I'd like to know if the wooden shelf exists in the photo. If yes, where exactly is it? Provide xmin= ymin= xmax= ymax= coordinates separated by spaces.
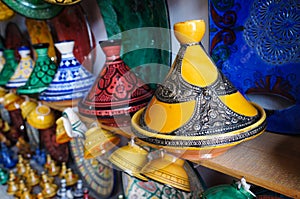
xmin=199 ymin=132 xmax=300 ymax=198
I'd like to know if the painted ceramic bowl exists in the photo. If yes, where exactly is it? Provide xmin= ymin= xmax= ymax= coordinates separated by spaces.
xmin=141 ymin=152 xmax=190 ymax=192
xmin=3 ymin=92 xmax=24 ymax=111
xmin=108 ymin=140 xmax=149 ymax=181
xmin=84 ymin=126 xmax=120 ymax=159
xmin=27 ymin=104 xmax=55 ymax=130
xmin=20 ymin=99 xmax=38 ymax=119
xmin=131 ymin=20 xmax=267 ymax=162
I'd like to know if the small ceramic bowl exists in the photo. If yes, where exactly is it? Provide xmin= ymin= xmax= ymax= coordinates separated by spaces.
xmin=108 ymin=140 xmax=149 ymax=181
xmin=3 ymin=92 xmax=24 ymax=111
xmin=84 ymin=126 xmax=120 ymax=159
xmin=27 ymin=104 xmax=55 ymax=130
xmin=20 ymin=99 xmax=38 ymax=119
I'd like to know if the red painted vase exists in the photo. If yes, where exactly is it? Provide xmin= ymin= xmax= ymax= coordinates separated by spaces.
xmin=78 ymin=39 xmax=153 ymax=136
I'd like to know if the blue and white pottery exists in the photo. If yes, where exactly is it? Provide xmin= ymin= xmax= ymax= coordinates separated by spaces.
xmin=39 ymin=40 xmax=94 ymax=105
xmin=6 ymin=46 xmax=34 ymax=89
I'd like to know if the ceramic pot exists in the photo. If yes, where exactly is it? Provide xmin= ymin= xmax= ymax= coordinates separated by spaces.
xmin=27 ymin=104 xmax=55 ymax=130
xmin=39 ymin=40 xmax=94 ymax=109
xmin=78 ymin=39 xmax=153 ymax=136
xmin=17 ymin=43 xmax=58 ymax=95
xmin=141 ymin=152 xmax=190 ymax=192
xmin=131 ymin=20 xmax=267 ymax=162
xmin=6 ymin=46 xmax=34 ymax=89
xmin=84 ymin=126 xmax=120 ymax=159
xmin=0 ymin=49 xmax=18 ymax=86
xmin=108 ymin=139 xmax=149 ymax=181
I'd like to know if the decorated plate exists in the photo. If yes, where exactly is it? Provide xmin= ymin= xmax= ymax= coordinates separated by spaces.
xmin=209 ymin=0 xmax=300 ymax=134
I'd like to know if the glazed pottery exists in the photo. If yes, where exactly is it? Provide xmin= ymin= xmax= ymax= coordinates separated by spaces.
xmin=84 ymin=126 xmax=120 ymax=159
xmin=202 ymin=178 xmax=255 ymax=199
xmin=78 ymin=39 xmax=153 ymax=136
xmin=49 ymin=4 xmax=96 ymax=72
xmin=17 ymin=43 xmax=58 ymax=95
xmin=0 ymin=166 xmax=8 ymax=184
xmin=141 ymin=152 xmax=190 ymax=192
xmin=0 ymin=49 xmax=18 ymax=86
xmin=209 ymin=0 xmax=300 ymax=134
xmin=25 ymin=19 xmax=56 ymax=61
xmin=42 ymin=181 xmax=58 ymax=198
xmin=6 ymin=179 xmax=18 ymax=195
xmin=0 ymin=48 xmax=5 ymax=72
xmin=69 ymin=137 xmax=115 ymax=198
xmin=43 ymin=0 xmax=81 ymax=5
xmin=27 ymin=104 xmax=55 ymax=130
xmin=132 ymin=20 xmax=267 ymax=162
xmin=0 ymin=1 xmax=14 ymax=21
xmin=2 ymin=0 xmax=63 ymax=19
xmin=61 ymin=107 xmax=87 ymax=138
xmin=39 ymin=40 xmax=94 ymax=109
xmin=55 ymin=117 xmax=72 ymax=144
xmin=6 ymin=46 xmax=34 ymax=89
xmin=108 ymin=139 xmax=149 ymax=181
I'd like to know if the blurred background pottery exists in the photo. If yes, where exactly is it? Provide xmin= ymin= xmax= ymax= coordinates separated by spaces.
xmin=1 ymin=0 xmax=63 ymax=20
xmin=132 ymin=19 xmax=267 ymax=162
xmin=6 ymin=46 xmax=34 ymax=89
xmin=0 ymin=1 xmax=14 ymax=21
xmin=78 ymin=39 xmax=153 ymax=137
xmin=39 ymin=40 xmax=94 ymax=110
xmin=0 ymin=49 xmax=18 ymax=86
xmin=0 ymin=48 xmax=5 ymax=72
xmin=17 ymin=43 xmax=58 ymax=96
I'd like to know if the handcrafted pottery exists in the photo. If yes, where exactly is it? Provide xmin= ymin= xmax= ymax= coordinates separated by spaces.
xmin=0 ymin=1 xmax=14 ymax=21
xmin=0 ymin=167 xmax=8 ymax=184
xmin=141 ymin=152 xmax=190 ymax=192
xmin=202 ymin=178 xmax=255 ymax=199
xmin=69 ymin=136 xmax=115 ymax=198
xmin=2 ymin=0 xmax=63 ymax=19
xmin=65 ymin=168 xmax=78 ymax=186
xmin=78 ymin=39 xmax=153 ymax=136
xmin=49 ymin=4 xmax=96 ymax=72
xmin=84 ymin=126 xmax=120 ymax=159
xmin=6 ymin=46 xmax=35 ymax=89
xmin=0 ymin=49 xmax=18 ymax=86
xmin=25 ymin=18 xmax=56 ymax=62
xmin=209 ymin=0 xmax=300 ymax=134
xmin=39 ymin=40 xmax=94 ymax=109
xmin=97 ymin=0 xmax=171 ymax=85
xmin=122 ymin=161 xmax=204 ymax=199
xmin=0 ymin=48 xmax=5 ymax=72
xmin=132 ymin=20 xmax=267 ymax=162
xmin=27 ymin=104 xmax=55 ymax=130
xmin=17 ymin=43 xmax=58 ymax=95
xmin=20 ymin=98 xmax=38 ymax=119
xmin=42 ymin=181 xmax=58 ymax=198
xmin=43 ymin=0 xmax=81 ymax=5
xmin=26 ymin=169 xmax=40 ymax=187
xmin=6 ymin=179 xmax=18 ymax=195
xmin=108 ymin=139 xmax=148 ymax=181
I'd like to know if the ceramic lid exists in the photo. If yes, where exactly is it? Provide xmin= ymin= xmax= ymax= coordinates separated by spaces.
xmin=78 ymin=39 xmax=153 ymax=119
xmin=2 ymin=0 xmax=63 ymax=19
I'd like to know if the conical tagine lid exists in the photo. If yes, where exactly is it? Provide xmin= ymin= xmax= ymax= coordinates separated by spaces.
xmin=78 ymin=39 xmax=153 ymax=126
xmin=39 ymin=40 xmax=94 ymax=108
xmin=132 ymin=20 xmax=267 ymax=161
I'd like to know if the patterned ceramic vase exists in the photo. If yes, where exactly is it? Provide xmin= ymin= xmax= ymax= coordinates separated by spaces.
xmin=17 ymin=43 xmax=57 ymax=95
xmin=0 ymin=49 xmax=18 ymax=86
xmin=39 ymin=40 xmax=94 ymax=109
xmin=78 ymin=39 xmax=153 ymax=136
xmin=131 ymin=20 xmax=267 ymax=163
xmin=6 ymin=46 xmax=34 ymax=89
xmin=0 ymin=49 xmax=5 ymax=73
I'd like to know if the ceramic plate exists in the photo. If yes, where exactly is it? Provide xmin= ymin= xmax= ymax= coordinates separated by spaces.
xmin=209 ymin=0 xmax=300 ymax=134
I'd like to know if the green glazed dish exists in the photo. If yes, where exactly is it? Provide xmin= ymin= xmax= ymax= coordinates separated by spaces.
xmin=2 ymin=0 xmax=63 ymax=19
xmin=0 ymin=49 xmax=18 ymax=86
xmin=202 ymin=181 xmax=255 ymax=199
